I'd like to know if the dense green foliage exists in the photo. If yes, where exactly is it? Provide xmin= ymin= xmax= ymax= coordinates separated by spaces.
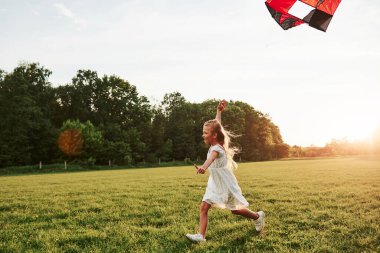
xmin=59 ymin=119 xmax=103 ymax=165
xmin=1 ymin=157 xmax=379 ymax=252
xmin=0 ymin=63 xmax=288 ymax=167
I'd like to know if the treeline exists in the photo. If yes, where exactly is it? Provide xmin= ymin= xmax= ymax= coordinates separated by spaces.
xmin=0 ymin=63 xmax=289 ymax=168
xmin=289 ymin=137 xmax=380 ymax=158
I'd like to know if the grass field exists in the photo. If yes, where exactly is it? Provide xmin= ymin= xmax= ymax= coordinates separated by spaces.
xmin=1 ymin=156 xmax=379 ymax=252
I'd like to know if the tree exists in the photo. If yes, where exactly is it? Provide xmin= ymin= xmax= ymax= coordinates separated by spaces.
xmin=59 ymin=119 xmax=103 ymax=165
xmin=54 ymin=71 xmax=153 ymax=164
xmin=161 ymin=92 xmax=186 ymax=117
xmin=289 ymin=145 xmax=303 ymax=157
xmin=150 ymin=107 xmax=172 ymax=162
xmin=96 ymin=123 xmax=132 ymax=165
xmin=1 ymin=63 xmax=289 ymax=167
xmin=273 ymin=143 xmax=290 ymax=159
xmin=0 ymin=63 xmax=57 ymax=167
xmin=160 ymin=92 xmax=199 ymax=160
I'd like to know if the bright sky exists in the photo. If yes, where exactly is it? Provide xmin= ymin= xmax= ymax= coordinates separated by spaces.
xmin=1 ymin=0 xmax=379 ymax=146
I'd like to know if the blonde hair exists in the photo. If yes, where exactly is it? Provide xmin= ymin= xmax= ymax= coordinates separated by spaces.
xmin=203 ymin=119 xmax=238 ymax=159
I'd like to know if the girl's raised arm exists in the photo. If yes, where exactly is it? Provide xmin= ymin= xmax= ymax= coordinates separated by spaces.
xmin=216 ymin=100 xmax=227 ymax=123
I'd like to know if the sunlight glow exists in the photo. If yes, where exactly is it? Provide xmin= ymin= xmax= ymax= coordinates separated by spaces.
xmin=327 ymin=118 xmax=380 ymax=144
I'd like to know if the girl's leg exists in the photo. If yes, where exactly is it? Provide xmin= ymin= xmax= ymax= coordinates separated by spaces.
xmin=199 ymin=201 xmax=211 ymax=238
xmin=231 ymin=208 xmax=259 ymax=220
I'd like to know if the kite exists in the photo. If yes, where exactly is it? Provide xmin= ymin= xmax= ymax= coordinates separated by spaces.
xmin=265 ymin=0 xmax=342 ymax=32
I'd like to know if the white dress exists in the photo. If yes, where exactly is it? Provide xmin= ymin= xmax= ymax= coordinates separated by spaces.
xmin=202 ymin=144 xmax=249 ymax=210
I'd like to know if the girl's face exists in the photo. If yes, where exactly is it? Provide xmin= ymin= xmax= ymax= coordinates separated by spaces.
xmin=203 ymin=125 xmax=217 ymax=145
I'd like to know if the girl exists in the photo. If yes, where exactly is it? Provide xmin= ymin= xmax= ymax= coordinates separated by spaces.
xmin=186 ymin=100 xmax=265 ymax=243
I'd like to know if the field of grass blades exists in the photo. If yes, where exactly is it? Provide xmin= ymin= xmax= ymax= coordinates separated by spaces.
xmin=1 ymin=156 xmax=379 ymax=252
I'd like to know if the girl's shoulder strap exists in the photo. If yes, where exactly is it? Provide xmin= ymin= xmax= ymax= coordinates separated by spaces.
xmin=216 ymin=144 xmax=225 ymax=151
xmin=211 ymin=144 xmax=226 ymax=155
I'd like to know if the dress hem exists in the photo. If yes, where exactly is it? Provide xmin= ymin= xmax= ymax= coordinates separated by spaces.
xmin=202 ymin=199 xmax=249 ymax=211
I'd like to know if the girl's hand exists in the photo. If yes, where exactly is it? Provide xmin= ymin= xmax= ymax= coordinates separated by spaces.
xmin=217 ymin=100 xmax=227 ymax=112
xmin=194 ymin=164 xmax=206 ymax=174
xmin=198 ymin=167 xmax=206 ymax=174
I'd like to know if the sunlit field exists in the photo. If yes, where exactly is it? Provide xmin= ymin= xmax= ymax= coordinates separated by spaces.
xmin=1 ymin=157 xmax=379 ymax=252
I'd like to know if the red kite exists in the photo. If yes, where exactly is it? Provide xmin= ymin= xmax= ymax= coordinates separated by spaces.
xmin=265 ymin=0 xmax=342 ymax=32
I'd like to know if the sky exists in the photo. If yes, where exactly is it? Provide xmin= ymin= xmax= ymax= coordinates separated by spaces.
xmin=1 ymin=0 xmax=379 ymax=146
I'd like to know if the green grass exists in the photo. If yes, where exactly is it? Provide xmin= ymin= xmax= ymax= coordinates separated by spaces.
xmin=1 ymin=156 xmax=379 ymax=252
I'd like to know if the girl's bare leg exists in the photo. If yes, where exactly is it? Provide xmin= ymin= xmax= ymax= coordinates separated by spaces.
xmin=231 ymin=208 xmax=259 ymax=220
xmin=199 ymin=201 xmax=211 ymax=238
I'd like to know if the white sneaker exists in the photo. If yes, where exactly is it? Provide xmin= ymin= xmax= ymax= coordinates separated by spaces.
xmin=185 ymin=233 xmax=206 ymax=242
xmin=254 ymin=211 xmax=265 ymax=231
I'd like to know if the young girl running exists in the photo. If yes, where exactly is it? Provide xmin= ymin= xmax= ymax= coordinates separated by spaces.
xmin=186 ymin=100 xmax=265 ymax=243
